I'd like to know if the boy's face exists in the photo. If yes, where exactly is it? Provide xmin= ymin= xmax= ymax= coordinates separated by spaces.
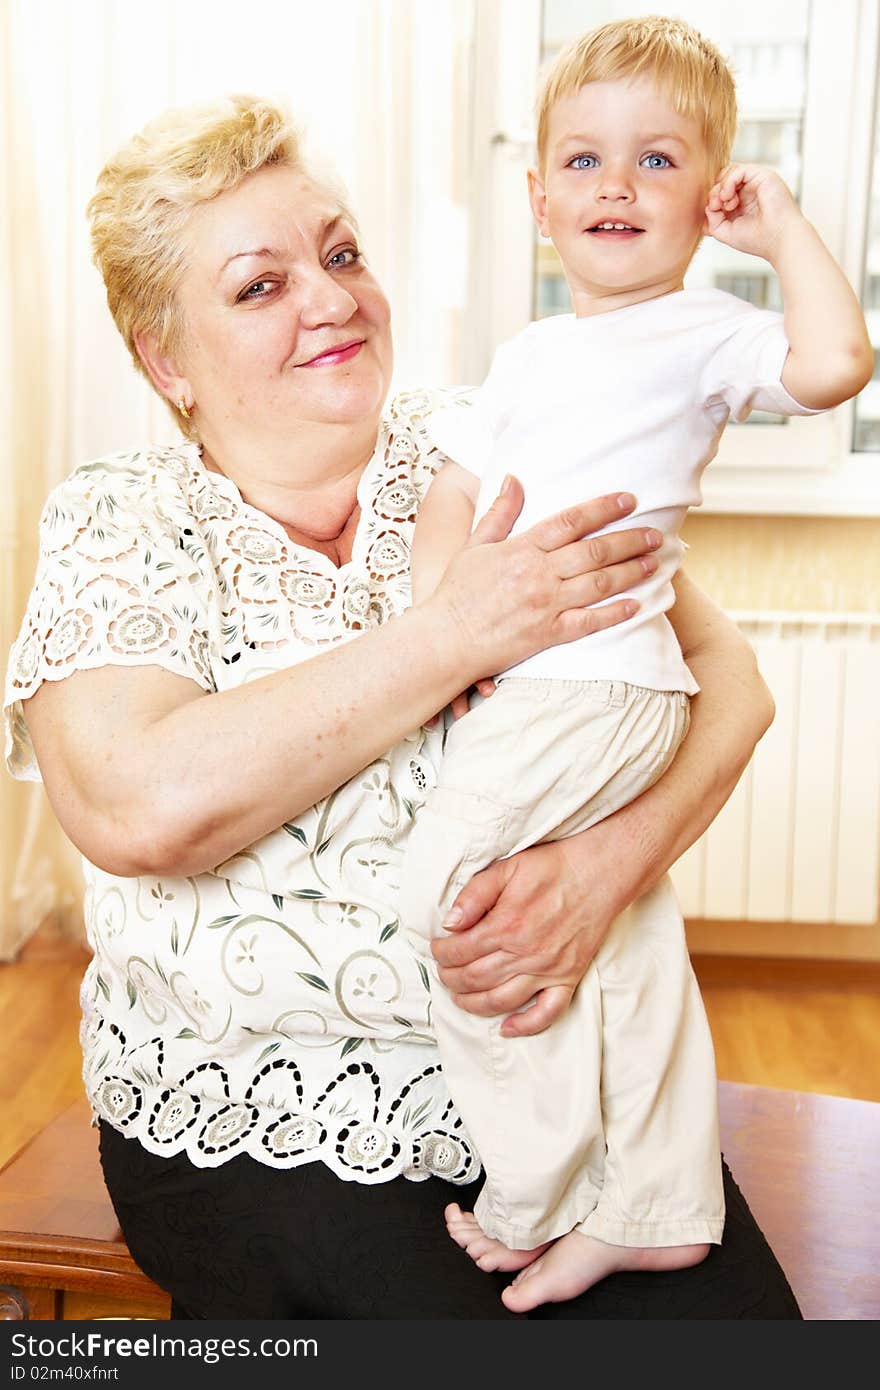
xmin=529 ymin=77 xmax=714 ymax=315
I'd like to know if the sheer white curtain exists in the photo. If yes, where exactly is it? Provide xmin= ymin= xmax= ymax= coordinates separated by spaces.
xmin=0 ymin=0 xmax=477 ymax=957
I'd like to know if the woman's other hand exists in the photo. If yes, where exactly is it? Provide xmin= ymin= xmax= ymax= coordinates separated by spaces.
xmin=428 ymin=477 xmax=661 ymax=690
xmin=430 ymin=835 xmax=619 ymax=1037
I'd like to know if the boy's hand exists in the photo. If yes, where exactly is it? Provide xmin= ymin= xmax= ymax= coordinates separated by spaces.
xmin=450 ymin=678 xmax=497 ymax=722
xmin=705 ymin=163 xmax=803 ymax=263
xmin=426 ymin=678 xmax=497 ymax=730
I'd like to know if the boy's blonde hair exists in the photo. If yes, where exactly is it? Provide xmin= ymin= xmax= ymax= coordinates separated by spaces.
xmin=87 ymin=95 xmax=312 ymax=439
xmin=536 ymin=15 xmax=737 ymax=178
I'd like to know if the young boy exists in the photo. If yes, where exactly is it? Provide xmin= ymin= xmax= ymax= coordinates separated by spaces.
xmin=398 ymin=16 xmax=872 ymax=1313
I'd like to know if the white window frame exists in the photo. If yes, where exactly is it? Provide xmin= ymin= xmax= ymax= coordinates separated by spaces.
xmin=466 ymin=0 xmax=880 ymax=517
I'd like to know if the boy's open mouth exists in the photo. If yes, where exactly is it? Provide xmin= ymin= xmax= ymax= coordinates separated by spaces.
xmin=587 ymin=220 xmax=644 ymax=235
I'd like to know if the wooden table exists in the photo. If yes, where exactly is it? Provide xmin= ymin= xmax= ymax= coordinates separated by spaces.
xmin=0 ymin=1083 xmax=877 ymax=1320
xmin=0 ymin=1101 xmax=169 ymax=1320
xmin=717 ymin=1080 xmax=880 ymax=1320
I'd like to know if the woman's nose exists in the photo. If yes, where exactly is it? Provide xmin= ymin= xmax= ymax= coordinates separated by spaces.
xmin=299 ymin=268 xmax=358 ymax=327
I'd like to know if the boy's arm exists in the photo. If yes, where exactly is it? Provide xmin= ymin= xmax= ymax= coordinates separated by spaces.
xmin=706 ymin=164 xmax=873 ymax=409
xmin=412 ymin=461 xmax=480 ymax=605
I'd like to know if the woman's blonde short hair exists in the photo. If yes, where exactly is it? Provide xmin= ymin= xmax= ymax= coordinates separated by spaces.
xmin=87 ymin=95 xmax=308 ymax=438
xmin=536 ymin=15 xmax=737 ymax=178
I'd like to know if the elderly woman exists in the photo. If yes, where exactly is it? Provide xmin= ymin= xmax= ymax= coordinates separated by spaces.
xmin=5 ymin=97 xmax=798 ymax=1320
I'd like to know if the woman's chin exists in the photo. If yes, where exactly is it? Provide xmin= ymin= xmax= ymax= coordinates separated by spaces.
xmin=304 ymin=371 xmax=390 ymax=426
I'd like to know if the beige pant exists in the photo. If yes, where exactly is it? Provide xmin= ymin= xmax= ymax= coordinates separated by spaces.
xmin=399 ymin=677 xmax=724 ymax=1249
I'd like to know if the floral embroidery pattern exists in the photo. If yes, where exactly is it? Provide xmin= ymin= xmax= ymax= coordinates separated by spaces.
xmin=5 ymin=391 xmax=480 ymax=1181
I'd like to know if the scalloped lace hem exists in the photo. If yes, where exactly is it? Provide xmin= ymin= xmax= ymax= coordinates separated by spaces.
xmin=87 ymin=1068 xmax=482 ymax=1185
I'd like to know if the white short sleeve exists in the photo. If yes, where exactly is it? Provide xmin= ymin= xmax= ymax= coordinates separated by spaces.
xmin=4 ymin=454 xmax=213 ymax=781
xmin=424 ymin=334 xmax=530 ymax=477
xmin=700 ymin=306 xmax=824 ymax=422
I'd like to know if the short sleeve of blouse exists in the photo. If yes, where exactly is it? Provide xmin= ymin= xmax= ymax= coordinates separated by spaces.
xmin=4 ymin=449 xmax=214 ymax=782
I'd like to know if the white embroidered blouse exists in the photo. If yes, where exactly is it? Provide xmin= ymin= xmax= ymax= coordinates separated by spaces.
xmin=4 ymin=389 xmax=481 ymax=1184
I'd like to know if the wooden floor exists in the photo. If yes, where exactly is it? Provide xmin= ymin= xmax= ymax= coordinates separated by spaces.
xmin=1 ymin=921 xmax=879 ymax=1169
xmin=693 ymin=954 xmax=880 ymax=1102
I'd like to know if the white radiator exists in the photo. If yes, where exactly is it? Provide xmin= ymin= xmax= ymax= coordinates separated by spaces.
xmin=671 ymin=612 xmax=880 ymax=925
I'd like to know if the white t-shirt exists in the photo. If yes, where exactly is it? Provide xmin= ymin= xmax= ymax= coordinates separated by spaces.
xmin=428 ymin=288 xmax=821 ymax=691
xmin=4 ymin=389 xmax=481 ymax=1183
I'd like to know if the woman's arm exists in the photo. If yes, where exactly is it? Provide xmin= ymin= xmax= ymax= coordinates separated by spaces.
xmin=24 ymin=486 xmax=657 ymax=879
xmin=431 ymin=572 xmax=774 ymax=1036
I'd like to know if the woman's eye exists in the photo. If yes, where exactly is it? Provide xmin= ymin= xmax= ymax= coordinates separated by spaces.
xmin=641 ymin=153 xmax=671 ymax=169
xmin=569 ymin=154 xmax=599 ymax=170
xmin=327 ymin=247 xmax=362 ymax=269
xmin=238 ymin=278 xmax=276 ymax=302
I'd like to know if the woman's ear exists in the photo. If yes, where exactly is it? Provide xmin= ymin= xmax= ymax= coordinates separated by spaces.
xmin=134 ymin=330 xmax=192 ymax=407
xmin=527 ymin=167 xmax=550 ymax=238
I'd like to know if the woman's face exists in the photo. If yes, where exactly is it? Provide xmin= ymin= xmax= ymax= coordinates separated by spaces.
xmin=172 ymin=164 xmax=393 ymax=441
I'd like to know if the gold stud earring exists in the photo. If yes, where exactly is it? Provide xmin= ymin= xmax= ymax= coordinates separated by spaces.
xmin=177 ymin=398 xmax=191 ymax=420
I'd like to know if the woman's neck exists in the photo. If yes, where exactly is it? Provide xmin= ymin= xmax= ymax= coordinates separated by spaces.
xmin=199 ymin=417 xmax=378 ymax=566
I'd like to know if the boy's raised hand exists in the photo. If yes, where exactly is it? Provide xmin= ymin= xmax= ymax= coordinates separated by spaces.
xmin=705 ymin=163 xmax=802 ymax=262
xmin=707 ymin=162 xmax=872 ymax=414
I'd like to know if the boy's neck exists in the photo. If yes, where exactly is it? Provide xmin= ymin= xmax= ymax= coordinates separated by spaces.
xmin=569 ymin=275 xmax=685 ymax=319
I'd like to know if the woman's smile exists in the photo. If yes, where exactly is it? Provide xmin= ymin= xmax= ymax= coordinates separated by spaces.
xmin=299 ymin=338 xmax=365 ymax=368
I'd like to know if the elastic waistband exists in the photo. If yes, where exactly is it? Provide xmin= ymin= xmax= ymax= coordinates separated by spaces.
xmin=497 ymin=676 xmax=690 ymax=710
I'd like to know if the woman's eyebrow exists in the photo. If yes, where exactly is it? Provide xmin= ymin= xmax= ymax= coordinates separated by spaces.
xmin=218 ymin=246 xmax=280 ymax=278
xmin=217 ymin=215 xmax=350 ymax=281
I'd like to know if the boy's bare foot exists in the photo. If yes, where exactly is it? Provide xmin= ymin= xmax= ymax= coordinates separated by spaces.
xmin=501 ymin=1229 xmax=711 ymax=1313
xmin=445 ymin=1203 xmax=711 ymax=1309
xmin=444 ymin=1203 xmax=551 ymax=1272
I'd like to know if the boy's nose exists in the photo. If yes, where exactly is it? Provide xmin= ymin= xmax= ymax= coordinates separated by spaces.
xmin=596 ymin=164 xmax=635 ymax=202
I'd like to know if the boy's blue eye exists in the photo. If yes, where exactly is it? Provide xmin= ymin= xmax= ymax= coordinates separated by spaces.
xmin=641 ymin=153 xmax=671 ymax=169
xmin=568 ymin=154 xmax=599 ymax=170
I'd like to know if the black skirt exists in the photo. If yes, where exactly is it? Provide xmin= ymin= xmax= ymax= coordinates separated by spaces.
xmin=99 ymin=1121 xmax=801 ymax=1321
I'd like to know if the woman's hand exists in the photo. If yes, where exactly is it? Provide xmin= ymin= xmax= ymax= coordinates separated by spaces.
xmin=427 ymin=477 xmax=661 ymax=691
xmin=431 ymin=835 xmax=619 ymax=1037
